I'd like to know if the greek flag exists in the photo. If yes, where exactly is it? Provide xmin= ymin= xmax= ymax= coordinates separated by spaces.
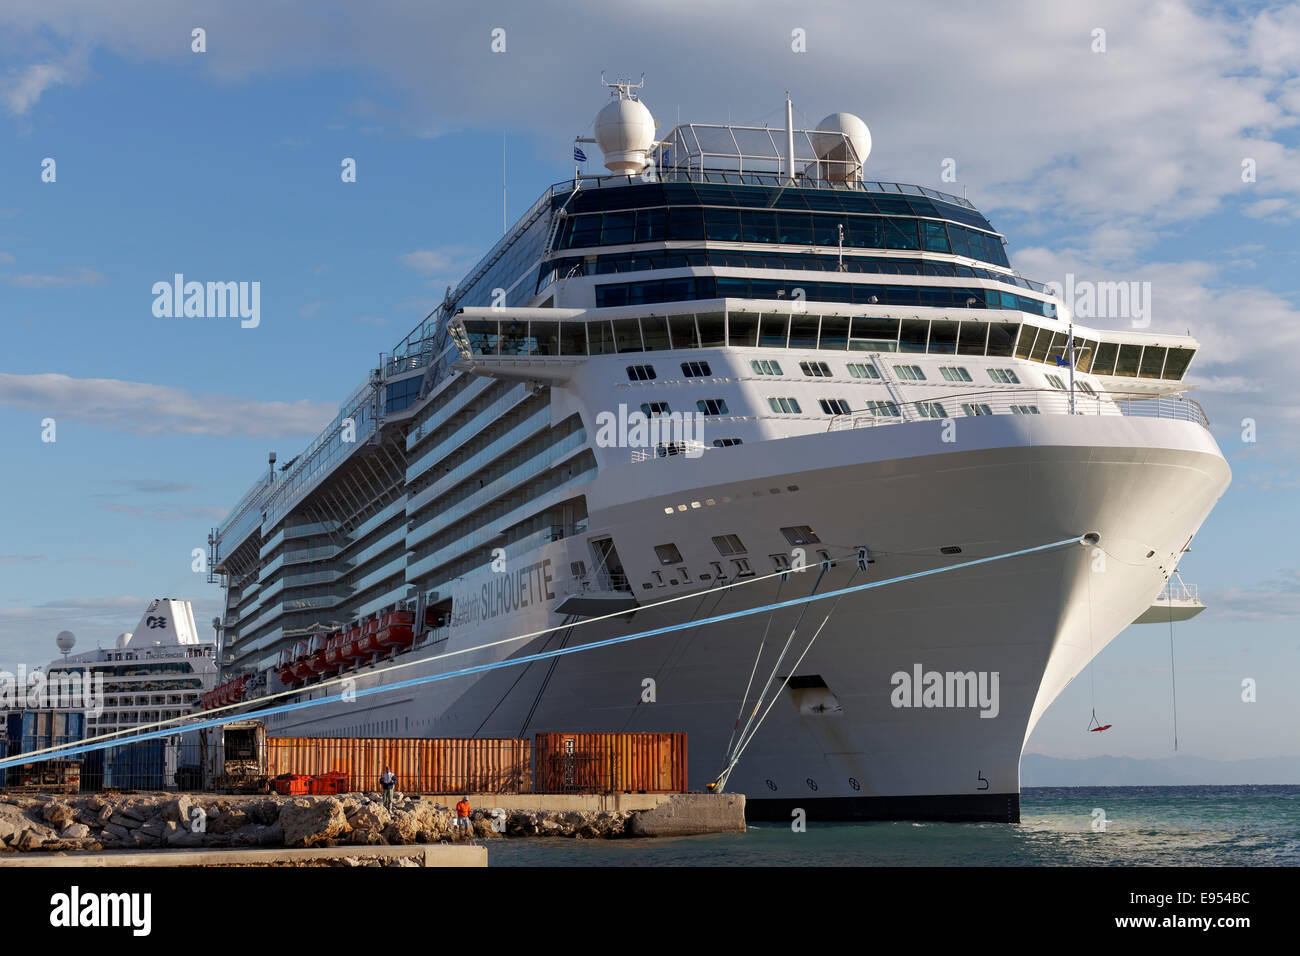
xmin=573 ymin=145 xmax=587 ymax=162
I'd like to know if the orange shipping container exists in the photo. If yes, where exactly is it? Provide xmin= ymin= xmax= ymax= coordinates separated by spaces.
xmin=265 ymin=737 xmax=531 ymax=794
xmin=534 ymin=732 xmax=687 ymax=794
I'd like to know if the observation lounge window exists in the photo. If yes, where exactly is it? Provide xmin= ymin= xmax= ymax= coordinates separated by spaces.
xmin=560 ymin=323 xmax=588 ymax=355
xmin=850 ymin=317 xmax=899 ymax=352
xmin=641 ymin=316 xmax=671 ymax=351
xmin=589 ymin=320 xmax=618 ymax=355
xmin=531 ymin=321 xmax=559 ymax=355
xmin=1113 ymin=344 xmax=1141 ymax=378
xmin=759 ymin=314 xmax=790 ymax=348
xmin=789 ymin=316 xmax=820 ymax=349
xmin=1091 ymin=341 xmax=1118 ymax=375
xmin=613 ymin=319 xmax=643 ymax=353
xmin=819 ymin=317 xmax=849 ymax=350
xmin=1162 ymin=348 xmax=1193 ymax=381
xmin=705 ymin=209 xmax=742 ymax=241
xmin=899 ymin=320 xmax=928 ymax=354
xmin=957 ymin=321 xmax=989 ymax=356
xmin=697 ymin=313 xmax=726 ymax=347
xmin=928 ymin=321 xmax=958 ymax=355
xmin=669 ymin=315 xmax=700 ymax=349
xmin=728 ymin=313 xmax=758 ymax=347
xmin=1139 ymin=346 xmax=1167 ymax=379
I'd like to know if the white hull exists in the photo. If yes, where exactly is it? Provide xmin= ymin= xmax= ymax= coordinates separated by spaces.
xmin=266 ymin=413 xmax=1229 ymax=820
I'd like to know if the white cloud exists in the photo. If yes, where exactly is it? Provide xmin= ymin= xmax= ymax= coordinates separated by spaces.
xmin=399 ymin=248 xmax=473 ymax=276
xmin=0 ymin=372 xmax=337 ymax=438
xmin=1 ymin=61 xmax=69 ymax=115
xmin=9 ymin=267 xmax=104 ymax=288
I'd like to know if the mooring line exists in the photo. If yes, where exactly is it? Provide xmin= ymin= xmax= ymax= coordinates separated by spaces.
xmin=0 ymin=535 xmax=1083 ymax=771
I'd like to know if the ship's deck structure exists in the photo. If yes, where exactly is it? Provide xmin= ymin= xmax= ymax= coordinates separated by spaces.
xmin=209 ymin=94 xmax=1205 ymax=695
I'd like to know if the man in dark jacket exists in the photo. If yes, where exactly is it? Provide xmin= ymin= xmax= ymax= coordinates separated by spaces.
xmin=379 ymin=766 xmax=397 ymax=812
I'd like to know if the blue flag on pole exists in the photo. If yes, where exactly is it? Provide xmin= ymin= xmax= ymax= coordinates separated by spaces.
xmin=1055 ymin=355 xmax=1071 ymax=367
xmin=573 ymin=145 xmax=587 ymax=162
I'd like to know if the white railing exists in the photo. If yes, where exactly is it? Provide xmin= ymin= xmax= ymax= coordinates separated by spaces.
xmin=1154 ymin=577 xmax=1200 ymax=604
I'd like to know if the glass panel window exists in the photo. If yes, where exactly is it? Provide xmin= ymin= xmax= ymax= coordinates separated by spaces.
xmin=626 ymin=364 xmax=656 ymax=381
xmin=560 ymin=322 xmax=588 ymax=356
xmin=654 ymin=543 xmax=683 ymax=565
xmin=697 ymin=313 xmax=726 ymax=348
xmin=712 ymin=437 xmax=744 ymax=447
xmin=751 ymin=359 xmax=783 ymax=375
xmin=962 ymin=403 xmax=994 ymax=416
xmin=712 ymin=534 xmax=747 ymax=556
xmin=818 ymin=316 xmax=849 ymax=350
xmin=899 ymin=319 xmax=928 ymax=353
xmin=818 ymin=398 xmax=851 ymax=415
xmin=1044 ymin=374 xmax=1066 ymax=390
xmin=894 ymin=364 xmax=926 ymax=381
xmin=669 ymin=315 xmax=699 ymax=349
xmin=988 ymin=368 xmax=1020 ymax=384
xmin=1113 ymin=344 xmax=1141 ymax=378
xmin=866 ymin=400 xmax=901 ymax=417
xmin=1078 ymin=381 xmax=1096 ymax=395
xmin=589 ymin=320 xmax=618 ymax=355
xmin=939 ymin=366 xmax=972 ymax=382
xmin=800 ymin=360 xmax=832 ymax=377
xmin=681 ymin=360 xmax=712 ymax=377
xmin=641 ymin=402 xmax=672 ymax=417
xmin=915 ymin=401 xmax=947 ymax=419
xmin=1139 ymin=346 xmax=1167 ymax=379
xmin=850 ymin=316 xmax=899 ymax=352
xmin=781 ymin=525 xmax=821 ymax=545
xmin=641 ymin=316 xmax=671 ymax=352
xmin=1010 ymin=405 xmax=1040 ymax=415
xmin=1014 ymin=325 xmax=1039 ymax=360
xmin=847 ymin=362 xmax=880 ymax=379
xmin=768 ymin=397 xmax=802 ymax=413
xmin=1162 ymin=347 xmax=1194 ymax=381
xmin=698 ymin=399 xmax=729 ymax=415
xmin=759 ymin=314 xmax=790 ymax=348
xmin=986 ymin=323 xmax=1017 ymax=357
xmin=728 ymin=313 xmax=757 ymax=347
xmin=704 ymin=208 xmax=742 ymax=241
xmin=613 ymin=318 xmax=643 ymax=352
xmin=928 ymin=321 xmax=959 ymax=355
xmin=789 ymin=315 xmax=820 ymax=349
xmin=1091 ymin=341 xmax=1119 ymax=375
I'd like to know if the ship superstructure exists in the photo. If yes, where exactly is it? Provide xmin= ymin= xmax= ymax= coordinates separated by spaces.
xmin=207 ymin=84 xmax=1229 ymax=820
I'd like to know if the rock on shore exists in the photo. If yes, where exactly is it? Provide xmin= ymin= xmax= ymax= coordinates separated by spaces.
xmin=0 ymin=792 xmax=634 ymax=854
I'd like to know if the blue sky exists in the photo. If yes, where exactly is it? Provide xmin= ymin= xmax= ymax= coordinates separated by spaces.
xmin=1 ymin=0 xmax=1297 ymax=768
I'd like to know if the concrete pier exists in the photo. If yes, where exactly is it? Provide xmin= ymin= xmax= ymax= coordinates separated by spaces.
xmin=0 ymin=843 xmax=484 ymax=867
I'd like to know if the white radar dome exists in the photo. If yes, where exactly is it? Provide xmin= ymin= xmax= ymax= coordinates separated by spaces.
xmin=594 ymin=96 xmax=656 ymax=174
xmin=813 ymin=112 xmax=872 ymax=180
xmin=115 ymin=632 xmax=132 ymax=649
xmin=56 ymin=630 xmax=76 ymax=654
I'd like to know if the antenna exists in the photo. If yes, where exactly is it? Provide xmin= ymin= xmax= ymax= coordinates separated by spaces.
xmin=601 ymin=72 xmax=645 ymax=100
xmin=785 ymin=91 xmax=796 ymax=183
xmin=502 ymin=131 xmax=507 ymax=236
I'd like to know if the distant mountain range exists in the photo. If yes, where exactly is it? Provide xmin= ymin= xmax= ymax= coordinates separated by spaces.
xmin=1021 ymin=754 xmax=1300 ymax=786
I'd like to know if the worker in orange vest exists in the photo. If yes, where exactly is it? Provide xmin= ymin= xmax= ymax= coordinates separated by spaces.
xmin=455 ymin=795 xmax=472 ymax=834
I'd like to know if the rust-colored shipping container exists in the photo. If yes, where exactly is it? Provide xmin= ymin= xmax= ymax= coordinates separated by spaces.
xmin=265 ymin=737 xmax=531 ymax=794
xmin=534 ymin=732 xmax=687 ymax=794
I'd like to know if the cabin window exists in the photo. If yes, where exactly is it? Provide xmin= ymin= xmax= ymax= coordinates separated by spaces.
xmin=698 ymin=399 xmax=730 ymax=416
xmin=712 ymin=437 xmax=744 ymax=447
xmin=654 ymin=544 xmax=684 ymax=565
xmin=819 ymin=398 xmax=851 ymax=415
xmin=988 ymin=368 xmax=1020 ymax=384
xmin=962 ymin=403 xmax=994 ymax=416
xmin=1044 ymin=374 xmax=1066 ymax=390
xmin=939 ymin=366 xmax=972 ymax=382
xmin=712 ymin=534 xmax=747 ymax=556
xmin=800 ymin=360 xmax=832 ymax=377
xmin=641 ymin=401 xmax=671 ymax=417
xmin=768 ymin=397 xmax=802 ymax=414
xmin=894 ymin=364 xmax=926 ymax=381
xmin=915 ymin=401 xmax=947 ymax=419
xmin=866 ymin=400 xmax=901 ymax=417
xmin=626 ymin=364 xmax=656 ymax=381
xmin=681 ymin=360 xmax=712 ymax=377
xmin=751 ymin=359 xmax=783 ymax=375
xmin=846 ymin=362 xmax=880 ymax=379
xmin=1011 ymin=405 xmax=1040 ymax=415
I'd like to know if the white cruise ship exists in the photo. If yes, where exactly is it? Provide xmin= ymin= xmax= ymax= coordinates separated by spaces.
xmin=35 ymin=599 xmax=219 ymax=737
xmin=208 ymin=82 xmax=1229 ymax=821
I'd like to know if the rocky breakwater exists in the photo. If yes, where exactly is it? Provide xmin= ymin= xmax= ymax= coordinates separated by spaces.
xmin=0 ymin=792 xmax=637 ymax=853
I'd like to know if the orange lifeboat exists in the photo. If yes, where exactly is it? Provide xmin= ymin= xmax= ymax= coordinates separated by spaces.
xmin=322 ymin=633 xmax=347 ymax=673
xmin=339 ymin=624 xmax=365 ymax=663
xmin=376 ymin=610 xmax=416 ymax=650
xmin=305 ymin=633 xmax=330 ymax=676
xmin=276 ymin=648 xmax=299 ymax=688
xmin=290 ymin=640 xmax=314 ymax=682
xmin=355 ymin=618 xmax=382 ymax=657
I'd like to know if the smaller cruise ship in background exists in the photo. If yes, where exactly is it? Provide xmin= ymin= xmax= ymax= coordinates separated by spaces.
xmin=7 ymin=599 xmax=221 ymax=738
